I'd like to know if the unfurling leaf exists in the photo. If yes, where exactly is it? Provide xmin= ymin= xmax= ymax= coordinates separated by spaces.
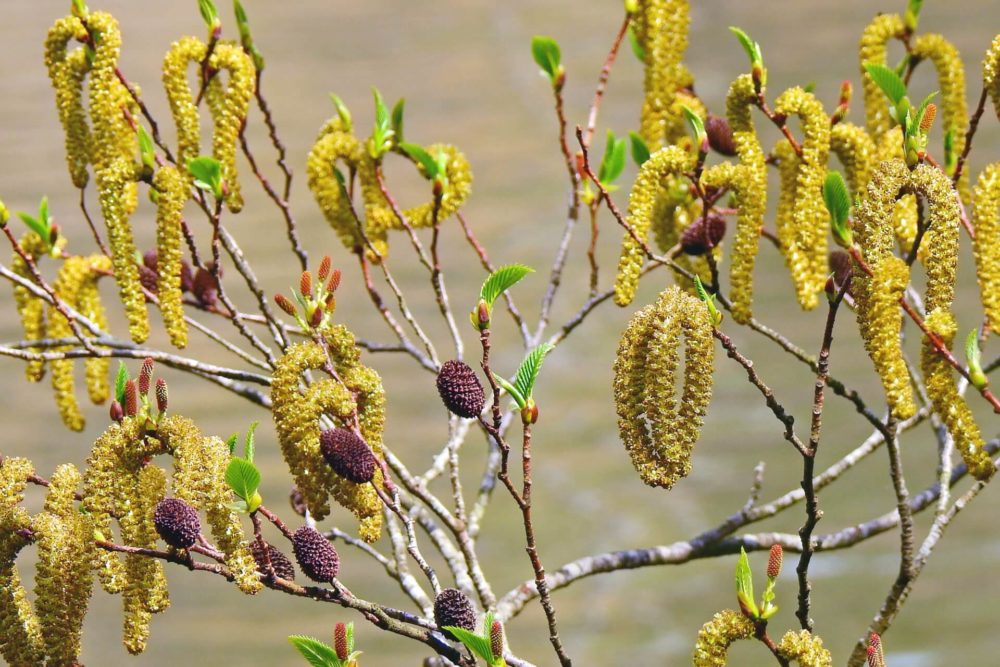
xmin=328 ymin=93 xmax=353 ymax=131
xmin=729 ymin=26 xmax=762 ymax=66
xmin=493 ymin=373 xmax=526 ymax=410
xmin=244 ymin=420 xmax=259 ymax=462
xmin=198 ymin=0 xmax=220 ymax=30
xmin=681 ymin=105 xmax=707 ymax=146
xmin=531 ymin=35 xmax=563 ymax=86
xmin=693 ymin=276 xmax=723 ymax=327
xmin=514 ymin=343 xmax=554 ymax=401
xmin=187 ymin=156 xmax=223 ymax=199
xmin=863 ymin=62 xmax=907 ymax=105
xmin=137 ymin=125 xmax=155 ymax=170
xmin=225 ymin=457 xmax=262 ymax=512
xmin=443 ymin=625 xmax=495 ymax=666
xmin=628 ymin=131 xmax=650 ymax=167
xmin=735 ymin=547 xmax=759 ymax=619
xmin=597 ymin=130 xmax=627 ymax=186
xmin=480 ymin=264 xmax=533 ymax=310
xmin=823 ymin=171 xmax=853 ymax=248
xmin=399 ymin=142 xmax=439 ymax=181
xmin=287 ymin=635 xmax=340 ymax=667
xmin=627 ymin=24 xmax=645 ymax=63
xmin=391 ymin=97 xmax=405 ymax=144
xmin=966 ymin=329 xmax=989 ymax=389
xmin=114 ymin=360 xmax=130 ymax=406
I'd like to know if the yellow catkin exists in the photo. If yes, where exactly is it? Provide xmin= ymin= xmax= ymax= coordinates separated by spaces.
xmin=613 ymin=145 xmax=694 ymax=306
xmin=153 ymin=165 xmax=189 ymax=348
xmin=853 ymin=158 xmax=916 ymax=419
xmin=911 ymin=33 xmax=969 ymax=202
xmin=307 ymin=118 xmax=368 ymax=251
xmin=271 ymin=325 xmax=387 ymax=541
xmin=162 ymin=36 xmax=208 ymax=185
xmin=157 ymin=414 xmax=261 ymax=594
xmin=875 ymin=127 xmax=920 ymax=256
xmin=634 ymin=0 xmax=691 ymax=149
xmin=204 ymin=41 xmax=257 ymax=213
xmin=774 ymin=87 xmax=831 ymax=310
xmin=34 ymin=464 xmax=96 ymax=666
xmin=44 ymin=15 xmax=92 ymax=188
xmin=613 ymin=286 xmax=714 ymax=489
xmin=972 ymin=163 xmax=1000 ymax=333
xmin=859 ymin=13 xmax=906 ymax=142
xmin=78 ymin=279 xmax=111 ymax=405
xmin=11 ymin=231 xmax=51 ymax=382
xmin=830 ymin=122 xmax=877 ymax=197
xmin=985 ymin=34 xmax=1000 ymax=119
xmin=48 ymin=254 xmax=113 ymax=431
xmin=777 ymin=630 xmax=834 ymax=667
xmin=691 ymin=609 xmax=754 ymax=666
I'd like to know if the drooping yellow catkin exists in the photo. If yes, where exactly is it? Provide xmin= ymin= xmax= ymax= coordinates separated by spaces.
xmin=633 ymin=0 xmax=691 ymax=149
xmin=853 ymin=158 xmax=916 ymax=419
xmin=777 ymin=630 xmax=833 ymax=667
xmin=162 ymin=36 xmax=208 ymax=186
xmin=613 ymin=145 xmax=694 ymax=306
xmin=875 ymin=127 xmax=920 ymax=256
xmin=157 ymin=414 xmax=262 ymax=594
xmin=307 ymin=118 xmax=368 ymax=251
xmin=34 ymin=464 xmax=96 ymax=666
xmin=153 ymin=165 xmax=189 ymax=348
xmin=78 ymin=279 xmax=111 ymax=406
xmin=774 ymin=86 xmax=831 ymax=310
xmin=830 ymin=122 xmax=877 ymax=197
xmin=44 ymin=15 xmax=92 ymax=188
xmin=691 ymin=609 xmax=754 ymax=666
xmin=204 ymin=41 xmax=257 ymax=213
xmin=985 ymin=34 xmax=1000 ymax=118
xmin=859 ymin=13 xmax=906 ymax=142
xmin=613 ymin=286 xmax=714 ymax=489
xmin=910 ymin=164 xmax=959 ymax=314
xmin=11 ymin=231 xmax=51 ymax=382
xmin=911 ymin=33 xmax=969 ymax=202
xmin=48 ymin=254 xmax=113 ymax=431
xmin=972 ymin=163 xmax=1000 ymax=333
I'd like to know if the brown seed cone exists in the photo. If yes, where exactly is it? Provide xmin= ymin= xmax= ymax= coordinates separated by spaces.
xmin=434 ymin=588 xmax=476 ymax=639
xmin=249 ymin=540 xmax=296 ymax=581
xmin=320 ymin=428 xmax=377 ymax=484
xmin=706 ymin=113 xmax=738 ymax=156
xmin=192 ymin=264 xmax=220 ymax=307
xmin=436 ymin=360 xmax=485 ymax=419
xmin=138 ymin=263 xmax=159 ymax=296
xmin=154 ymin=498 xmax=201 ymax=549
xmin=292 ymin=526 xmax=340 ymax=582
xmin=680 ymin=212 xmax=727 ymax=255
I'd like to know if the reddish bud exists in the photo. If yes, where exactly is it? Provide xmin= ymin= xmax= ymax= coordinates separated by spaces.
xmin=705 ymin=114 xmax=737 ymax=156
xmin=490 ymin=620 xmax=504 ymax=660
xmin=334 ymin=623 xmax=349 ymax=660
xmin=327 ymin=268 xmax=342 ymax=293
xmin=476 ymin=300 xmax=490 ymax=329
xmin=110 ymin=400 xmax=124 ymax=423
xmin=680 ymin=213 xmax=726 ymax=255
xmin=767 ymin=544 xmax=783 ymax=579
xmin=867 ymin=633 xmax=885 ymax=667
xmin=155 ymin=378 xmax=169 ymax=414
xmin=192 ymin=265 xmax=220 ymax=307
xmin=318 ymin=255 xmax=332 ymax=282
xmin=839 ymin=80 xmax=852 ymax=105
xmin=274 ymin=293 xmax=297 ymax=316
xmin=124 ymin=379 xmax=138 ymax=417
xmin=324 ymin=293 xmax=336 ymax=312
xmin=309 ymin=305 xmax=324 ymax=327
xmin=920 ymin=103 xmax=937 ymax=132
xmin=300 ymin=271 xmax=313 ymax=299
xmin=138 ymin=357 xmax=154 ymax=397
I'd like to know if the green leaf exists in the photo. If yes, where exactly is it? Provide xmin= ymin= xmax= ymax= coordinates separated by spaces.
xmin=225 ymin=433 xmax=239 ymax=455
xmin=287 ymin=635 xmax=341 ymax=667
xmin=681 ymin=105 xmax=706 ymax=144
xmin=729 ymin=26 xmax=761 ymax=66
xmin=114 ymin=361 xmax=129 ymax=406
xmin=71 ymin=0 xmax=88 ymax=18
xmin=803 ymin=81 xmax=816 ymax=94
xmin=225 ymin=457 xmax=261 ymax=508
xmin=328 ymin=93 xmax=352 ymax=131
xmin=628 ymin=131 xmax=650 ymax=167
xmin=443 ymin=626 xmax=494 ymax=665
xmin=863 ymin=62 xmax=907 ymax=106
xmin=904 ymin=0 xmax=923 ymax=31
xmin=391 ymin=97 xmax=405 ymax=144
xmin=822 ymin=171 xmax=851 ymax=228
xmin=244 ymin=421 xmax=258 ymax=462
xmin=514 ymin=343 xmax=554 ymax=401
xmin=493 ymin=373 xmax=526 ymax=410
xmin=966 ymin=329 xmax=989 ymax=389
xmin=627 ymin=24 xmax=645 ymax=63
xmin=399 ymin=143 xmax=439 ymax=181
xmin=137 ymin=126 xmax=155 ymax=170
xmin=693 ymin=275 xmax=722 ymax=326
xmin=480 ymin=264 xmax=533 ymax=308
xmin=187 ymin=156 xmax=222 ymax=199
xmin=911 ymin=91 xmax=938 ymax=137
xmin=530 ymin=35 xmax=562 ymax=83
xmin=16 ymin=213 xmax=47 ymax=243
xmin=345 ymin=623 xmax=355 ymax=655
xmin=198 ymin=0 xmax=220 ymax=28
xmin=597 ymin=130 xmax=627 ymax=185
xmin=735 ymin=547 xmax=759 ymax=618
xmin=944 ymin=127 xmax=957 ymax=175
xmin=369 ymin=87 xmax=395 ymax=158
xmin=38 ymin=196 xmax=49 ymax=229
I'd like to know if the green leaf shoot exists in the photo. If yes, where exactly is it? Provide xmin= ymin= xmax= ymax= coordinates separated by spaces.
xmin=391 ymin=97 xmax=405 ymax=144
xmin=369 ymin=87 xmax=395 ymax=158
xmin=966 ymin=329 xmax=989 ymax=389
xmin=681 ymin=104 xmax=706 ymax=146
xmin=627 ymin=24 xmax=645 ymax=63
xmin=530 ymin=35 xmax=562 ymax=86
xmin=225 ymin=432 xmax=239 ymax=455
xmin=513 ymin=343 xmax=554 ymax=401
xmin=729 ymin=26 xmax=762 ymax=66
xmin=399 ymin=143 xmax=440 ymax=181
xmin=493 ymin=373 xmax=526 ymax=410
xmin=287 ymin=635 xmax=340 ymax=667
xmin=735 ymin=547 xmax=759 ymax=619
xmin=114 ymin=360 xmax=129 ymax=406
xmin=863 ymin=62 xmax=907 ymax=106
xmin=628 ymin=131 xmax=650 ymax=167
xmin=693 ymin=275 xmax=722 ymax=327
xmin=328 ymin=93 xmax=352 ymax=131
xmin=244 ymin=420 xmax=258 ymax=462
xmin=442 ymin=625 xmax=495 ymax=665
xmin=823 ymin=170 xmax=852 ymax=248
xmin=187 ymin=156 xmax=223 ymax=199
xmin=480 ymin=264 xmax=533 ymax=311
xmin=597 ymin=130 xmax=627 ymax=186
xmin=137 ymin=125 xmax=155 ymax=170
xmin=198 ymin=0 xmax=220 ymax=30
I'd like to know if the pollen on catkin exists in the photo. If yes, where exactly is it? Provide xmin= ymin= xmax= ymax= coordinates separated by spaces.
xmin=48 ymin=254 xmax=113 ymax=431
xmin=614 ymin=286 xmax=714 ymax=489
xmin=984 ymin=34 xmax=1000 ymax=118
xmin=874 ymin=127 xmax=920 ymax=256
xmin=153 ymin=165 xmax=189 ymax=348
xmin=44 ymin=15 xmax=92 ymax=188
xmin=162 ymin=36 xmax=208 ymax=185
xmin=972 ymin=163 xmax=1000 ymax=333
xmin=777 ymin=630 xmax=833 ymax=667
xmin=205 ymin=41 xmax=256 ymax=213
xmin=307 ymin=118 xmax=368 ymax=251
xmin=859 ymin=13 xmax=906 ymax=141
xmin=830 ymin=122 xmax=876 ymax=197
xmin=11 ymin=231 xmax=52 ymax=382
xmin=613 ymin=145 xmax=694 ymax=306
xmin=691 ymin=609 xmax=754 ymax=667
xmin=633 ymin=0 xmax=691 ymax=149
xmin=910 ymin=163 xmax=959 ymax=315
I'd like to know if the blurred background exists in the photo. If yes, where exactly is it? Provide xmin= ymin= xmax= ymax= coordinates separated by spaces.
xmin=1 ymin=1 xmax=998 ymax=664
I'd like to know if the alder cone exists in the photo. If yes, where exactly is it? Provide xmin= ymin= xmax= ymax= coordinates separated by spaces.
xmin=293 ymin=526 xmax=340 ymax=582
xmin=153 ymin=498 xmax=201 ymax=549
xmin=436 ymin=360 xmax=485 ymax=418
xmin=706 ymin=113 xmax=737 ymax=156
xmin=249 ymin=540 xmax=296 ymax=581
xmin=434 ymin=588 xmax=476 ymax=639
xmin=320 ymin=427 xmax=377 ymax=483
xmin=680 ymin=213 xmax=727 ymax=255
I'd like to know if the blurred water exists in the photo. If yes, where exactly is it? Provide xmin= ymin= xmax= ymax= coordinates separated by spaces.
xmin=1 ymin=1 xmax=998 ymax=665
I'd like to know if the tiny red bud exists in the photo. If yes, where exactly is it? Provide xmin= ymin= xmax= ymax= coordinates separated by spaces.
xmin=274 ymin=293 xmax=297 ymax=316
xmin=300 ymin=271 xmax=313 ymax=299
xmin=334 ymin=622 xmax=348 ymax=660
xmin=767 ymin=544 xmax=783 ymax=579
xmin=476 ymin=301 xmax=490 ymax=329
xmin=309 ymin=306 xmax=324 ymax=327
xmin=155 ymin=378 xmax=169 ymax=414
xmin=110 ymin=400 xmax=124 ymax=423
xmin=124 ymin=379 xmax=138 ymax=417
xmin=138 ymin=357 xmax=154 ymax=397
xmin=920 ymin=103 xmax=937 ymax=132
xmin=867 ymin=633 xmax=885 ymax=667
xmin=327 ymin=268 xmax=342 ymax=293
xmin=317 ymin=255 xmax=332 ymax=282
xmin=839 ymin=79 xmax=852 ymax=105
xmin=490 ymin=620 xmax=504 ymax=660
xmin=324 ymin=293 xmax=336 ymax=311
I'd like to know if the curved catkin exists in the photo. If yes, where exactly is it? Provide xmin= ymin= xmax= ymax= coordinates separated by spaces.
xmin=157 ymin=414 xmax=262 ymax=594
xmin=774 ymin=86 xmax=831 ymax=310
xmin=613 ymin=286 xmax=714 ymax=489
xmin=48 ymin=254 xmax=113 ymax=431
xmin=11 ymin=231 xmax=51 ymax=382
xmin=78 ymin=279 xmax=110 ymax=406
xmin=691 ymin=609 xmax=754 ymax=666
xmin=162 ymin=36 xmax=208 ymax=185
xmin=777 ymin=630 xmax=833 ymax=667
xmin=307 ymin=118 xmax=368 ymax=251
xmin=204 ymin=41 xmax=256 ymax=213
xmin=613 ymin=145 xmax=694 ymax=306
xmin=859 ymin=13 xmax=906 ymax=141
xmin=972 ymin=163 xmax=1000 ymax=333
xmin=911 ymin=33 xmax=969 ymax=201
xmin=853 ymin=159 xmax=916 ymax=419
xmin=910 ymin=164 xmax=959 ymax=314
xmin=44 ymin=15 xmax=92 ymax=187
xmin=830 ymin=122 xmax=876 ymax=196
xmin=633 ymin=0 xmax=691 ymax=149
xmin=153 ymin=165 xmax=189 ymax=348
xmin=985 ymin=34 xmax=1000 ymax=118
xmin=875 ymin=127 xmax=919 ymax=256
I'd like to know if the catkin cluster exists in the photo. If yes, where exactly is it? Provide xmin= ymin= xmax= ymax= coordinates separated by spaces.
xmin=614 ymin=286 xmax=714 ymax=489
xmin=10 ymin=231 xmax=58 ymax=383
xmin=633 ymin=0 xmax=693 ymax=149
xmin=44 ymin=15 xmax=92 ymax=188
xmin=859 ymin=13 xmax=906 ymax=141
xmin=985 ymin=34 xmax=1000 ymax=119
xmin=777 ymin=630 xmax=833 ymax=667
xmin=48 ymin=254 xmax=113 ymax=431
xmin=972 ymin=163 xmax=1000 ymax=334
xmin=153 ymin=165 xmax=189 ymax=348
xmin=830 ymin=122 xmax=876 ymax=197
xmin=271 ymin=325 xmax=386 ymax=542
xmin=0 ymin=457 xmax=44 ymax=666
xmin=307 ymin=117 xmax=472 ymax=260
xmin=773 ymin=87 xmax=831 ymax=310
xmin=691 ymin=609 xmax=754 ymax=666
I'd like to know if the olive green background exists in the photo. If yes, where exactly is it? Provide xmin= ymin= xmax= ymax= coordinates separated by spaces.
xmin=1 ymin=1 xmax=998 ymax=665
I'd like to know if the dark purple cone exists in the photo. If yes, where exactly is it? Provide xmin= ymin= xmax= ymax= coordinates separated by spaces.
xmin=706 ymin=113 xmax=737 ymax=156
xmin=249 ymin=540 xmax=296 ymax=581
xmin=680 ymin=213 xmax=727 ymax=255
xmin=292 ymin=526 xmax=340 ymax=582
xmin=320 ymin=428 xmax=377 ymax=484
xmin=153 ymin=498 xmax=201 ymax=549
xmin=829 ymin=250 xmax=854 ymax=293
xmin=436 ymin=360 xmax=486 ymax=419
xmin=434 ymin=588 xmax=476 ymax=639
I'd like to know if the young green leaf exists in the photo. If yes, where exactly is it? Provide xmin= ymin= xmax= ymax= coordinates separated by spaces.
xmin=71 ymin=0 xmax=88 ymax=18
xmin=904 ymin=0 xmax=924 ymax=31
xmin=198 ymin=0 xmax=220 ymax=29
xmin=628 ymin=131 xmax=650 ymax=167
xmin=287 ymin=635 xmax=340 ymax=667
xmin=681 ymin=105 xmax=706 ymax=145
xmin=729 ymin=26 xmax=761 ymax=66
xmin=627 ymin=24 xmax=645 ymax=63
xmin=38 ymin=196 xmax=49 ymax=229
xmin=391 ymin=97 xmax=405 ymax=144
xmin=114 ymin=361 xmax=129 ymax=406
xmin=399 ymin=143 xmax=439 ymax=181
xmin=328 ymin=93 xmax=352 ymax=131
xmin=480 ymin=264 xmax=533 ymax=309
xmin=735 ymin=546 xmax=759 ymax=619
xmin=693 ymin=275 xmax=722 ymax=326
xmin=187 ymin=156 xmax=223 ymax=199
xmin=943 ymin=127 xmax=957 ymax=175
xmin=493 ymin=373 xmax=526 ymax=410
xmin=442 ymin=625 xmax=494 ymax=665
xmin=225 ymin=433 xmax=239 ymax=455
xmin=137 ymin=125 xmax=155 ymax=170
xmin=16 ymin=212 xmax=47 ymax=243
xmin=233 ymin=0 xmax=264 ymax=70
xmin=225 ymin=457 xmax=262 ymax=512
xmin=514 ymin=343 xmax=554 ymax=401
xmin=863 ymin=62 xmax=907 ymax=106
xmin=597 ymin=130 xmax=627 ymax=185
xmin=822 ymin=170 xmax=851 ymax=228
xmin=530 ymin=35 xmax=562 ymax=85
xmin=966 ymin=329 xmax=989 ymax=389
xmin=244 ymin=420 xmax=258 ymax=462
xmin=369 ymin=87 xmax=395 ymax=158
